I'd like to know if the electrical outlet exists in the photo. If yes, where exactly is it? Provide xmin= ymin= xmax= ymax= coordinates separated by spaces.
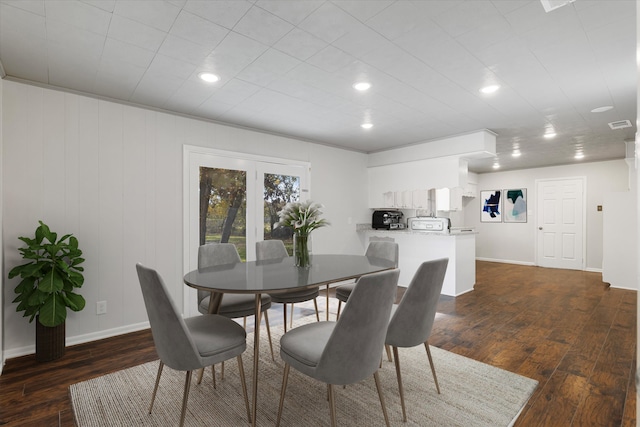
xmin=96 ymin=301 xmax=107 ymax=315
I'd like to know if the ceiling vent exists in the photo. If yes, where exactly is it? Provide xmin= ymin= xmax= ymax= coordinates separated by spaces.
xmin=540 ymin=0 xmax=576 ymax=13
xmin=608 ymin=120 xmax=632 ymax=130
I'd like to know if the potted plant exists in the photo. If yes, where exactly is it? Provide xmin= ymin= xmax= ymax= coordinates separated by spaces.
xmin=8 ymin=220 xmax=86 ymax=361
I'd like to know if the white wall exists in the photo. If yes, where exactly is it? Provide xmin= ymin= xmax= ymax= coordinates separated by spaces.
xmin=465 ymin=160 xmax=630 ymax=270
xmin=1 ymin=80 xmax=370 ymax=358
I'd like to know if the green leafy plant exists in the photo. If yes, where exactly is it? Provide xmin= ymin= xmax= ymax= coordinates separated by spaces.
xmin=9 ymin=221 xmax=86 ymax=327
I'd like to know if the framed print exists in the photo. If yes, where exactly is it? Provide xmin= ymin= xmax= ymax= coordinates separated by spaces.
xmin=480 ymin=190 xmax=502 ymax=222
xmin=504 ymin=188 xmax=527 ymax=223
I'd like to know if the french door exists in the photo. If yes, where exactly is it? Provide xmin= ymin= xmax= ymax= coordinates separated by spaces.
xmin=183 ymin=146 xmax=309 ymax=315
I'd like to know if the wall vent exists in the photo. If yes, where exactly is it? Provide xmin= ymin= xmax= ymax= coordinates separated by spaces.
xmin=608 ymin=120 xmax=632 ymax=130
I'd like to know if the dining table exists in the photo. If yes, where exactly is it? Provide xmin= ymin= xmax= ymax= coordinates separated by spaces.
xmin=183 ymin=253 xmax=397 ymax=426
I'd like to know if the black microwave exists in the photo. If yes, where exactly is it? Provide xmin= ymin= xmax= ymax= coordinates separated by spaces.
xmin=372 ymin=210 xmax=404 ymax=230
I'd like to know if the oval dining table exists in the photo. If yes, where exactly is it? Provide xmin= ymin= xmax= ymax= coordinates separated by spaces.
xmin=183 ymin=253 xmax=397 ymax=426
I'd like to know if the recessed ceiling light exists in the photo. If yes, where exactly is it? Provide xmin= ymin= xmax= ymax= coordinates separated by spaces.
xmin=480 ymin=85 xmax=500 ymax=94
xmin=492 ymin=162 xmax=500 ymax=169
xmin=361 ymin=123 xmax=373 ymax=129
xmin=198 ymin=72 xmax=219 ymax=83
xmin=591 ymin=106 xmax=613 ymax=113
xmin=544 ymin=132 xmax=557 ymax=139
xmin=512 ymin=150 xmax=521 ymax=157
xmin=353 ymin=82 xmax=371 ymax=91
xmin=575 ymin=152 xmax=584 ymax=159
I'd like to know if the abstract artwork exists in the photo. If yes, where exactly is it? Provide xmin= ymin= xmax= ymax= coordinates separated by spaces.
xmin=504 ymin=189 xmax=527 ymax=223
xmin=481 ymin=190 xmax=502 ymax=222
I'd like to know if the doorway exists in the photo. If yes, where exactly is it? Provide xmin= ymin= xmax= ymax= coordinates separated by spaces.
xmin=535 ymin=177 xmax=586 ymax=270
xmin=183 ymin=146 xmax=310 ymax=315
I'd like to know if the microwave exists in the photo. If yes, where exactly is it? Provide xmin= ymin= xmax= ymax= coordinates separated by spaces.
xmin=372 ymin=210 xmax=404 ymax=230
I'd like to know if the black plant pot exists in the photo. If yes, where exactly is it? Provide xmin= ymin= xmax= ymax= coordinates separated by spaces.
xmin=35 ymin=318 xmax=65 ymax=362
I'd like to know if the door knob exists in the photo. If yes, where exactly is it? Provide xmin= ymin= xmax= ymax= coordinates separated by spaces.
xmin=538 ymin=227 xmax=543 ymax=230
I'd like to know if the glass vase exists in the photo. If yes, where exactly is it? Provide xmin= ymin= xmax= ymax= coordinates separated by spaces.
xmin=293 ymin=233 xmax=311 ymax=267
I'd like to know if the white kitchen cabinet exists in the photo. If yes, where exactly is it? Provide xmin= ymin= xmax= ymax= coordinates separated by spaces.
xmin=462 ymin=182 xmax=477 ymax=198
xmin=436 ymin=187 xmax=462 ymax=211
xmin=412 ymin=189 xmax=429 ymax=208
xmin=383 ymin=191 xmax=395 ymax=208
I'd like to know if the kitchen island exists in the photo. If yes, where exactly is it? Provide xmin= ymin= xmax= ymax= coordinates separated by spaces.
xmin=357 ymin=226 xmax=476 ymax=296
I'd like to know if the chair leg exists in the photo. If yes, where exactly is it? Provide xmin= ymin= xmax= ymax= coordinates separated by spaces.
xmin=328 ymin=383 xmax=337 ymax=427
xmin=336 ymin=300 xmax=342 ymax=320
xmin=211 ymin=364 xmax=217 ymax=389
xmin=236 ymin=355 xmax=251 ymax=424
xmin=149 ymin=361 xmax=164 ymax=413
xmin=392 ymin=346 xmax=407 ymax=422
xmin=196 ymin=367 xmax=205 ymax=385
xmin=283 ymin=303 xmax=288 ymax=333
xmin=424 ymin=342 xmax=441 ymax=394
xmin=260 ymin=310 xmax=276 ymax=362
xmin=179 ymin=370 xmax=193 ymax=427
xmin=276 ymin=363 xmax=290 ymax=427
xmin=313 ymin=297 xmax=320 ymax=322
xmin=263 ymin=310 xmax=275 ymax=361
xmin=385 ymin=344 xmax=393 ymax=362
xmin=289 ymin=303 xmax=295 ymax=329
xmin=373 ymin=371 xmax=391 ymax=427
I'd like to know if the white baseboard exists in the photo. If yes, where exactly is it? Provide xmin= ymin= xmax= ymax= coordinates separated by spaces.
xmin=3 ymin=321 xmax=150 ymax=361
xmin=476 ymin=257 xmax=536 ymax=266
xmin=585 ymin=267 xmax=603 ymax=273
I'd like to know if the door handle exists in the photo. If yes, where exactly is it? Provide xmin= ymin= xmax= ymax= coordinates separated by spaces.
xmin=538 ymin=227 xmax=543 ymax=230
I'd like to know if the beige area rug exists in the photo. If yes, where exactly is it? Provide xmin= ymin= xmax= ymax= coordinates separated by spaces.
xmin=70 ymin=304 xmax=538 ymax=427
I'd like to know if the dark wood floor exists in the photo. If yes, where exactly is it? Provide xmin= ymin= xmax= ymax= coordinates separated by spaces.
xmin=0 ymin=261 xmax=635 ymax=426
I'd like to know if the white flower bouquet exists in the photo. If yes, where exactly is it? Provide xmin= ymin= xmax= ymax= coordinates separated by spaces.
xmin=275 ymin=200 xmax=330 ymax=235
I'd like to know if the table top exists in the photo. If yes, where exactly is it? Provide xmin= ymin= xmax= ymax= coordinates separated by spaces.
xmin=183 ymin=254 xmax=397 ymax=294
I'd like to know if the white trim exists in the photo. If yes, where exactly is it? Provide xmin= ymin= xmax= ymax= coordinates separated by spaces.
xmin=476 ymin=257 xmax=536 ymax=266
xmin=3 ymin=321 xmax=150 ymax=360
xmin=585 ymin=267 xmax=603 ymax=273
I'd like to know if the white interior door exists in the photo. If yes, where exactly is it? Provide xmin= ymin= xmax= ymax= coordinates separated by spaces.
xmin=536 ymin=178 xmax=585 ymax=270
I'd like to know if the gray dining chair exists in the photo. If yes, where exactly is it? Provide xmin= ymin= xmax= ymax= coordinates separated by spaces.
xmin=256 ymin=240 xmax=320 ymax=332
xmin=197 ymin=243 xmax=275 ymax=362
xmin=276 ymin=268 xmax=400 ymax=427
xmin=136 ymin=263 xmax=251 ymax=427
xmin=385 ymin=258 xmax=448 ymax=422
xmin=335 ymin=241 xmax=399 ymax=319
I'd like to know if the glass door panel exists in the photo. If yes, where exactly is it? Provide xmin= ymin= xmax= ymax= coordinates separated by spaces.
xmin=263 ymin=172 xmax=300 ymax=256
xmin=199 ymin=167 xmax=248 ymax=260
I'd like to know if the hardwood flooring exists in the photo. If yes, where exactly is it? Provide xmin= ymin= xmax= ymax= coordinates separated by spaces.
xmin=0 ymin=261 xmax=635 ymax=426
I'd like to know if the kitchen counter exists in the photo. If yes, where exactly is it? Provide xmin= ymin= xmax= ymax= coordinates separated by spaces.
xmin=357 ymin=226 xmax=476 ymax=296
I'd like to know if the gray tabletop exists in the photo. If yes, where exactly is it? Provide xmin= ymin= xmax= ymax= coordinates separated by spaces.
xmin=183 ymin=254 xmax=397 ymax=294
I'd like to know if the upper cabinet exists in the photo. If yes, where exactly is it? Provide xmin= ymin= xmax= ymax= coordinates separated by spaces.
xmin=436 ymin=187 xmax=462 ymax=211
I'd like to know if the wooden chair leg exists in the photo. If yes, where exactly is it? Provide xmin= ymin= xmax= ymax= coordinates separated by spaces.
xmin=313 ymin=297 xmax=320 ymax=322
xmin=424 ymin=342 xmax=441 ymax=394
xmin=149 ymin=361 xmax=164 ymax=413
xmin=289 ymin=303 xmax=295 ymax=329
xmin=385 ymin=344 xmax=393 ymax=362
xmin=263 ymin=310 xmax=275 ymax=361
xmin=373 ymin=371 xmax=391 ymax=427
xmin=179 ymin=370 xmax=193 ymax=427
xmin=328 ymin=383 xmax=337 ymax=427
xmin=336 ymin=300 xmax=342 ymax=320
xmin=196 ymin=367 xmax=205 ymax=385
xmin=283 ymin=303 xmax=288 ymax=333
xmin=236 ymin=355 xmax=251 ymax=424
xmin=211 ymin=364 xmax=217 ymax=389
xmin=393 ymin=346 xmax=407 ymax=422
xmin=276 ymin=364 xmax=290 ymax=427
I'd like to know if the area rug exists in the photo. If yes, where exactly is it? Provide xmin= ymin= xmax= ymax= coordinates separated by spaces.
xmin=70 ymin=312 xmax=538 ymax=426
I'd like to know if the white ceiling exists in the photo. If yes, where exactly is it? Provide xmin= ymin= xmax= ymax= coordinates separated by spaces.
xmin=0 ymin=0 xmax=635 ymax=173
